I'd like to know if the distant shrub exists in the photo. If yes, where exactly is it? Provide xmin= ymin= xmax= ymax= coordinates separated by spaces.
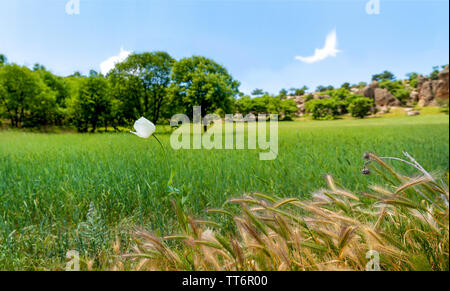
xmin=406 ymin=72 xmax=419 ymax=88
xmin=347 ymin=96 xmax=375 ymax=118
xmin=303 ymin=94 xmax=314 ymax=102
xmin=305 ymin=98 xmax=343 ymax=120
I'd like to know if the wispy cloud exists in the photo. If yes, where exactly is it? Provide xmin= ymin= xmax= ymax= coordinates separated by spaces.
xmin=100 ymin=47 xmax=132 ymax=75
xmin=295 ymin=29 xmax=341 ymax=64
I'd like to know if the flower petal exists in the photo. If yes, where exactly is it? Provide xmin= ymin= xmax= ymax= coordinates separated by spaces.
xmin=132 ymin=117 xmax=156 ymax=139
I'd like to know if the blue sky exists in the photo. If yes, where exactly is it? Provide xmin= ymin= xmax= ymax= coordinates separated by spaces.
xmin=1 ymin=0 xmax=448 ymax=94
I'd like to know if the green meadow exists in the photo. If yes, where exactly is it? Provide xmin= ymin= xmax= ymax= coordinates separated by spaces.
xmin=0 ymin=114 xmax=449 ymax=270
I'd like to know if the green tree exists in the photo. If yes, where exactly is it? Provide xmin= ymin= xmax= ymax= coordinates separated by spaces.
xmin=279 ymin=89 xmax=288 ymax=99
xmin=0 ymin=64 xmax=56 ymax=127
xmin=406 ymin=72 xmax=419 ymax=88
xmin=356 ymin=82 xmax=367 ymax=89
xmin=109 ymin=52 xmax=175 ymax=124
xmin=347 ymin=96 xmax=375 ymax=118
xmin=34 ymin=66 xmax=71 ymax=125
xmin=288 ymin=86 xmax=308 ymax=96
xmin=170 ymin=56 xmax=240 ymax=131
xmin=316 ymin=85 xmax=334 ymax=92
xmin=70 ymin=75 xmax=111 ymax=132
xmin=251 ymin=89 xmax=265 ymax=96
xmin=341 ymin=82 xmax=351 ymax=90
xmin=305 ymin=98 xmax=343 ymax=120
xmin=0 ymin=54 xmax=7 ymax=66
xmin=372 ymin=70 xmax=396 ymax=82
xmin=429 ymin=66 xmax=441 ymax=80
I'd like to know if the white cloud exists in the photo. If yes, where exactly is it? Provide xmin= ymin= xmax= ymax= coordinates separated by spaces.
xmin=295 ymin=29 xmax=341 ymax=64
xmin=100 ymin=47 xmax=132 ymax=75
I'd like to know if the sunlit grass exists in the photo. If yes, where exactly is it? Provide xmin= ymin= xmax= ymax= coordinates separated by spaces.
xmin=0 ymin=114 xmax=448 ymax=270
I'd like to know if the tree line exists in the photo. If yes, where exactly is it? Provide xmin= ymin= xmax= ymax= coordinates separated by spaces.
xmin=0 ymin=52 xmax=297 ymax=132
xmin=1 ymin=52 xmax=447 ymax=130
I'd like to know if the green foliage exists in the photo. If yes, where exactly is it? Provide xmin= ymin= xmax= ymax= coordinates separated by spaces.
xmin=234 ymin=94 xmax=298 ymax=120
xmin=70 ymin=74 xmax=111 ymax=132
xmin=251 ymin=88 xmax=265 ymax=96
xmin=303 ymin=94 xmax=314 ymax=102
xmin=169 ymin=56 xmax=240 ymax=118
xmin=329 ymin=87 xmax=351 ymax=100
xmin=109 ymin=52 xmax=175 ymax=124
xmin=0 ymin=64 xmax=57 ymax=127
xmin=0 ymin=54 xmax=446 ymax=131
xmin=341 ymin=82 xmax=351 ymax=90
xmin=347 ymin=96 xmax=375 ymax=118
xmin=316 ymin=85 xmax=334 ymax=92
xmin=430 ymin=66 xmax=440 ymax=80
xmin=379 ymin=79 xmax=411 ymax=104
xmin=76 ymin=202 xmax=110 ymax=258
xmin=437 ymin=98 xmax=449 ymax=114
xmin=372 ymin=70 xmax=396 ymax=82
xmin=355 ymin=82 xmax=368 ymax=89
xmin=0 ymin=54 xmax=6 ymax=66
xmin=278 ymin=88 xmax=288 ymax=99
xmin=305 ymin=98 xmax=343 ymax=120
xmin=429 ymin=65 xmax=448 ymax=81
xmin=406 ymin=72 xmax=419 ymax=88
xmin=288 ymin=86 xmax=308 ymax=96
xmin=0 ymin=115 xmax=448 ymax=269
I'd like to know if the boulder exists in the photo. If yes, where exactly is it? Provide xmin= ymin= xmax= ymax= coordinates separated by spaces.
xmin=407 ymin=111 xmax=420 ymax=116
xmin=410 ymin=90 xmax=420 ymax=103
xmin=373 ymin=88 xmax=400 ymax=107
xmin=418 ymin=80 xmax=437 ymax=106
xmin=361 ymin=81 xmax=379 ymax=100
xmin=359 ymin=81 xmax=400 ymax=106
xmin=436 ymin=66 xmax=449 ymax=100
xmin=377 ymin=106 xmax=390 ymax=114
xmin=417 ymin=66 xmax=449 ymax=106
xmin=350 ymin=87 xmax=361 ymax=95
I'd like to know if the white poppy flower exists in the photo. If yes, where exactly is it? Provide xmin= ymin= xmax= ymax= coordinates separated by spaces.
xmin=130 ymin=117 xmax=156 ymax=139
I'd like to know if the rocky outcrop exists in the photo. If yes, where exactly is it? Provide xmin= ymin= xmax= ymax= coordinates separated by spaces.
xmin=436 ymin=66 xmax=449 ymax=100
xmin=361 ymin=81 xmax=378 ymax=100
xmin=410 ymin=90 xmax=420 ymax=104
xmin=286 ymin=67 xmax=449 ymax=116
xmin=374 ymin=88 xmax=400 ymax=107
xmin=287 ymin=95 xmax=307 ymax=116
xmin=359 ymin=81 xmax=400 ymax=106
xmin=418 ymin=80 xmax=436 ymax=106
xmin=415 ymin=66 xmax=449 ymax=106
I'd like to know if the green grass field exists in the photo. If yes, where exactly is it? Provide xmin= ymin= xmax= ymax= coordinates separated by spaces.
xmin=0 ymin=114 xmax=449 ymax=270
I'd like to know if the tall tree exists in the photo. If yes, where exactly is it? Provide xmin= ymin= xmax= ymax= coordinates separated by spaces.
xmin=109 ymin=51 xmax=174 ymax=124
xmin=0 ymin=54 xmax=7 ymax=66
xmin=0 ymin=64 xmax=56 ymax=127
xmin=70 ymin=74 xmax=110 ymax=132
xmin=251 ymin=89 xmax=265 ymax=96
xmin=372 ymin=70 xmax=396 ymax=82
xmin=170 ymin=56 xmax=240 ymax=131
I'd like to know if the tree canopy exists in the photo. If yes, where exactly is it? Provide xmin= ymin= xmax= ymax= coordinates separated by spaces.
xmin=169 ymin=56 xmax=240 ymax=120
